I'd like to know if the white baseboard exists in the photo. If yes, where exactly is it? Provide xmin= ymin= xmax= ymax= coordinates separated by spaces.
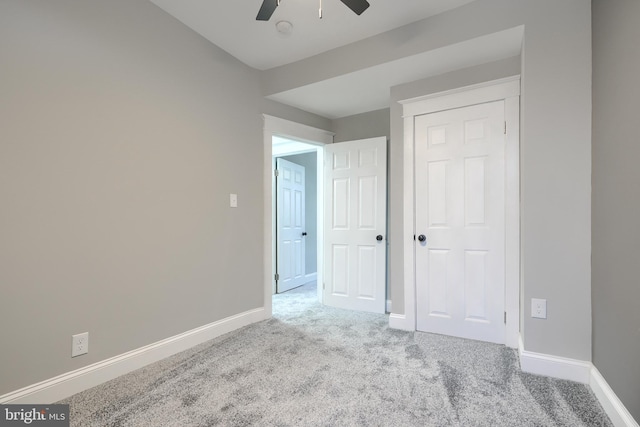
xmin=518 ymin=336 xmax=638 ymax=425
xmin=0 ymin=307 xmax=267 ymax=405
xmin=304 ymin=272 xmax=318 ymax=284
xmin=388 ymin=313 xmax=413 ymax=331
xmin=6 ymin=312 xmax=636 ymax=427
xmin=518 ymin=336 xmax=591 ymax=384
xmin=386 ymin=299 xmax=392 ymax=313
xmin=591 ymin=366 xmax=639 ymax=427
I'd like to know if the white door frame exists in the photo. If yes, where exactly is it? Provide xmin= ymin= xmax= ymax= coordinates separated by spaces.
xmin=392 ymin=76 xmax=521 ymax=348
xmin=263 ymin=115 xmax=334 ymax=317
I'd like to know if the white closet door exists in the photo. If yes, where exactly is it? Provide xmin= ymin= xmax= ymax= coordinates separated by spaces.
xmin=415 ymin=101 xmax=506 ymax=344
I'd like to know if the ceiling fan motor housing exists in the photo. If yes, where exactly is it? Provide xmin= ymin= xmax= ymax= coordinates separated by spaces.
xmin=256 ymin=0 xmax=370 ymax=21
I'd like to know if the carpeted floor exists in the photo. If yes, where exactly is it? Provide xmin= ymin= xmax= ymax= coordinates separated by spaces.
xmin=61 ymin=284 xmax=612 ymax=426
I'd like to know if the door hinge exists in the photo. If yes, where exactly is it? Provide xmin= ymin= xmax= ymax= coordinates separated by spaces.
xmin=504 ymin=311 xmax=507 ymax=324
xmin=274 ymin=169 xmax=279 ymax=177
xmin=323 ymin=282 xmax=326 ymax=290
xmin=274 ymin=273 xmax=279 ymax=281
xmin=504 ymin=121 xmax=507 ymax=135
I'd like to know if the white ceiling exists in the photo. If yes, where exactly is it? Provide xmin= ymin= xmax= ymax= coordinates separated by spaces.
xmin=150 ymin=0 xmax=522 ymax=119
xmin=150 ymin=0 xmax=478 ymax=70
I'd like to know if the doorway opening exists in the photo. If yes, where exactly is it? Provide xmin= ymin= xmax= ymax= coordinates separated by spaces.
xmin=262 ymin=114 xmax=334 ymax=318
xmin=263 ymin=115 xmax=389 ymax=318
xmin=272 ymin=137 xmax=320 ymax=296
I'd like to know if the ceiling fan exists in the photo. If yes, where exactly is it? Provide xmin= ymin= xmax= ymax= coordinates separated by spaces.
xmin=256 ymin=0 xmax=370 ymax=21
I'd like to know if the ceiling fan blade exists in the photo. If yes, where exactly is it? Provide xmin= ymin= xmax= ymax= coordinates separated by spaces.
xmin=256 ymin=0 xmax=279 ymax=21
xmin=340 ymin=0 xmax=370 ymax=15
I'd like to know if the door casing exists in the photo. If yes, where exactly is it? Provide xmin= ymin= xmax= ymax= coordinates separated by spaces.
xmin=263 ymin=115 xmax=334 ymax=318
xmin=393 ymin=76 xmax=521 ymax=349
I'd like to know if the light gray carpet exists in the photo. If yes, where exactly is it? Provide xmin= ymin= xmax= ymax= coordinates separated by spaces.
xmin=61 ymin=284 xmax=612 ymax=426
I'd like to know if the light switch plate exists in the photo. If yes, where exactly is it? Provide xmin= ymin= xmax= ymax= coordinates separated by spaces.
xmin=230 ymin=193 xmax=238 ymax=208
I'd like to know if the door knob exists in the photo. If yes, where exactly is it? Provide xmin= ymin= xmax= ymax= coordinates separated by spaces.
xmin=376 ymin=235 xmax=383 ymax=241
xmin=418 ymin=234 xmax=426 ymax=242
xmin=302 ymin=232 xmax=307 ymax=237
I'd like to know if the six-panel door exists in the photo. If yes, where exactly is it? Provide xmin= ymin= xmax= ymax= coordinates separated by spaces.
xmin=414 ymin=101 xmax=506 ymax=344
xmin=276 ymin=158 xmax=306 ymax=293
xmin=324 ymin=137 xmax=387 ymax=313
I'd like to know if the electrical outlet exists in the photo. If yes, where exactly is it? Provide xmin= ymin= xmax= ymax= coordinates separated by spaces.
xmin=230 ymin=193 xmax=238 ymax=208
xmin=531 ymin=298 xmax=547 ymax=319
xmin=72 ymin=332 xmax=89 ymax=357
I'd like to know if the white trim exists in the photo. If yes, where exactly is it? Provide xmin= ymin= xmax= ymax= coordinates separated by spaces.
xmin=591 ymin=366 xmax=639 ymax=427
xmin=316 ymin=147 xmax=325 ymax=304
xmin=386 ymin=299 xmax=392 ymax=313
xmin=388 ymin=313 xmax=413 ymax=331
xmin=517 ymin=336 xmax=639 ymax=426
xmin=400 ymin=76 xmax=521 ymax=117
xmin=518 ymin=336 xmax=591 ymax=384
xmin=265 ymin=121 xmax=275 ymax=315
xmin=263 ymin=115 xmax=334 ymax=145
xmin=304 ymin=272 xmax=318 ymax=284
xmin=396 ymin=78 xmax=520 ymax=348
xmin=504 ymin=95 xmax=520 ymax=349
xmin=263 ymin=115 xmax=332 ymax=312
xmin=0 ymin=308 xmax=266 ymax=404
xmin=400 ymin=115 xmax=417 ymax=331
xmin=272 ymin=156 xmax=277 ymax=295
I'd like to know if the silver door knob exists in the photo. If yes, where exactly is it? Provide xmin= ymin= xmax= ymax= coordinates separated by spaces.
xmin=418 ymin=235 xmax=426 ymax=242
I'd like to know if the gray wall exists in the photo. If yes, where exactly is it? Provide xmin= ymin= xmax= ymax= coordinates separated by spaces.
xmin=0 ymin=0 xmax=328 ymax=395
xmin=0 ymin=0 xmax=610 ymax=404
xmin=332 ymin=109 xmax=390 ymax=143
xmin=280 ymin=152 xmax=317 ymax=274
xmin=592 ymin=0 xmax=640 ymax=419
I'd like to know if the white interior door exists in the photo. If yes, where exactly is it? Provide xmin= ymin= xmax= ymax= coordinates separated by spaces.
xmin=415 ymin=101 xmax=506 ymax=344
xmin=276 ymin=158 xmax=306 ymax=293
xmin=324 ymin=137 xmax=387 ymax=313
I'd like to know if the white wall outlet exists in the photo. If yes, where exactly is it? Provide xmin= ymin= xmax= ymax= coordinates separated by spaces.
xmin=72 ymin=332 xmax=89 ymax=357
xmin=531 ymin=298 xmax=547 ymax=319
xmin=230 ymin=193 xmax=238 ymax=208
